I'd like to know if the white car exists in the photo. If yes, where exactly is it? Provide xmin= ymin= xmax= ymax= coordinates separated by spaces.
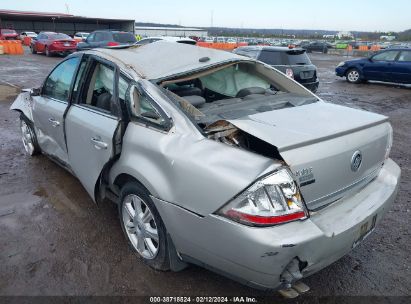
xmin=136 ymin=36 xmax=196 ymax=45
xmin=19 ymin=31 xmax=37 ymax=40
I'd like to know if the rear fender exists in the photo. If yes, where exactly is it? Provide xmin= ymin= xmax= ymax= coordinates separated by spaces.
xmin=10 ymin=91 xmax=34 ymax=122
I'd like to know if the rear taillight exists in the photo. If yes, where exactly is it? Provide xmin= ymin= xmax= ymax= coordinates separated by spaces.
xmin=217 ymin=168 xmax=308 ymax=227
xmin=107 ymin=41 xmax=120 ymax=46
xmin=286 ymin=68 xmax=294 ymax=79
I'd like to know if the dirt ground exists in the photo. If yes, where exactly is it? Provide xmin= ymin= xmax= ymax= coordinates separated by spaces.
xmin=0 ymin=49 xmax=410 ymax=299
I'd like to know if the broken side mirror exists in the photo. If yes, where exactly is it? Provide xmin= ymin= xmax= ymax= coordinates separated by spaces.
xmin=30 ymin=88 xmax=41 ymax=96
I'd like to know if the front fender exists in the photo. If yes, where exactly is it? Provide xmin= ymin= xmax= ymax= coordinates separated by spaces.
xmin=10 ymin=91 xmax=34 ymax=122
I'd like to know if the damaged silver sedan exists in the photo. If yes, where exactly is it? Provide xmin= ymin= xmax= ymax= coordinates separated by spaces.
xmin=11 ymin=41 xmax=400 ymax=293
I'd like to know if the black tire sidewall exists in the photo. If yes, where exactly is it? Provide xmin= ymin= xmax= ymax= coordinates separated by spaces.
xmin=118 ymin=182 xmax=170 ymax=271
xmin=20 ymin=114 xmax=40 ymax=155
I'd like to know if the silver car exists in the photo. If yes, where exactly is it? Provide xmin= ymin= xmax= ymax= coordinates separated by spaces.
xmin=11 ymin=42 xmax=400 ymax=294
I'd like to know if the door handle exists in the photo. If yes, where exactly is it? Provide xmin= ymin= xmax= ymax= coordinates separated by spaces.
xmin=90 ymin=137 xmax=108 ymax=150
xmin=48 ymin=118 xmax=60 ymax=127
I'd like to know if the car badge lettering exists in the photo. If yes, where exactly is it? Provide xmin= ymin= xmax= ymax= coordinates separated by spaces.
xmin=351 ymin=150 xmax=362 ymax=172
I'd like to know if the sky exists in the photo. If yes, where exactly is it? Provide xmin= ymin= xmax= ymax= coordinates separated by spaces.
xmin=0 ymin=0 xmax=410 ymax=32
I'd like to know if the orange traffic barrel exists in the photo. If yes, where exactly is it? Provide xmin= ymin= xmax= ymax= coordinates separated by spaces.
xmin=23 ymin=36 xmax=31 ymax=46
xmin=8 ymin=41 xmax=17 ymax=54
xmin=15 ymin=40 xmax=24 ymax=55
xmin=1 ymin=40 xmax=10 ymax=54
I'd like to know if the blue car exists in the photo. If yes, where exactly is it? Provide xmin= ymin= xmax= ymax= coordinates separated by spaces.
xmin=336 ymin=49 xmax=411 ymax=84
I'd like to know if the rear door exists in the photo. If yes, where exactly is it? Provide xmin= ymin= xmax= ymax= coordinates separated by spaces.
xmin=64 ymin=55 xmax=124 ymax=199
xmin=363 ymin=50 xmax=399 ymax=81
xmin=31 ymin=55 xmax=81 ymax=165
xmin=392 ymin=50 xmax=411 ymax=83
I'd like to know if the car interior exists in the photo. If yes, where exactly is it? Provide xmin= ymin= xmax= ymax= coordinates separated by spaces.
xmin=79 ymin=61 xmax=117 ymax=115
xmin=160 ymin=62 xmax=317 ymax=124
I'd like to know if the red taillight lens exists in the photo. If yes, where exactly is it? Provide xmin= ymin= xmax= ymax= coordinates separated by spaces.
xmin=217 ymin=168 xmax=308 ymax=227
xmin=286 ymin=68 xmax=294 ymax=79
xmin=107 ymin=41 xmax=120 ymax=46
xmin=226 ymin=210 xmax=306 ymax=225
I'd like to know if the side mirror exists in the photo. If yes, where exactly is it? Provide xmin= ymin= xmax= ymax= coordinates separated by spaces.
xmin=30 ymin=88 xmax=41 ymax=96
xmin=141 ymin=110 xmax=161 ymax=120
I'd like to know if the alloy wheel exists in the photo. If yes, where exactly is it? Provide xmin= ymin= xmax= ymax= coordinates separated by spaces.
xmin=122 ymin=194 xmax=159 ymax=259
xmin=347 ymin=70 xmax=360 ymax=82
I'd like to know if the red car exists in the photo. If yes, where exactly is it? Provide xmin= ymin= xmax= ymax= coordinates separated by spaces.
xmin=30 ymin=32 xmax=77 ymax=56
xmin=0 ymin=29 xmax=19 ymax=40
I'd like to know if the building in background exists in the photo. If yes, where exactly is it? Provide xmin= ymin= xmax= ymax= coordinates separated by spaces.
xmin=337 ymin=31 xmax=354 ymax=39
xmin=134 ymin=26 xmax=207 ymax=38
xmin=380 ymin=35 xmax=396 ymax=41
xmin=0 ymin=9 xmax=135 ymax=35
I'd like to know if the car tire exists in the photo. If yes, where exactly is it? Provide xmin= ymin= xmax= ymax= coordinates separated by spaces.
xmin=19 ymin=115 xmax=41 ymax=156
xmin=119 ymin=181 xmax=170 ymax=271
xmin=346 ymin=68 xmax=362 ymax=84
xmin=30 ymin=45 xmax=37 ymax=54
xmin=45 ymin=46 xmax=52 ymax=57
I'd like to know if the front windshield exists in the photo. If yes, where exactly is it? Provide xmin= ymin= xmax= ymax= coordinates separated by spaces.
xmin=200 ymin=65 xmax=270 ymax=97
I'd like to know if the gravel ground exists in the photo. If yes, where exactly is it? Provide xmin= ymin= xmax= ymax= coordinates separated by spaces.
xmin=0 ymin=49 xmax=410 ymax=300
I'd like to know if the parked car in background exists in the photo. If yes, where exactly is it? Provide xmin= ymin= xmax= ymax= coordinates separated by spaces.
xmin=135 ymin=36 xmax=196 ymax=45
xmin=19 ymin=31 xmax=37 ymax=40
xmin=234 ymin=46 xmax=320 ymax=92
xmin=336 ymin=48 xmax=411 ymax=84
xmin=301 ymin=41 xmax=331 ymax=53
xmin=73 ymin=32 xmax=89 ymax=42
xmin=0 ymin=29 xmax=19 ymax=40
xmin=30 ymin=32 xmax=77 ymax=56
xmin=11 ymin=41 xmax=400 ymax=293
xmin=76 ymin=30 xmax=136 ymax=50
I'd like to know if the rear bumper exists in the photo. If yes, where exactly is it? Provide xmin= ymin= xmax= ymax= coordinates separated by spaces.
xmin=301 ymin=80 xmax=319 ymax=92
xmin=49 ymin=45 xmax=76 ymax=54
xmin=153 ymin=159 xmax=400 ymax=290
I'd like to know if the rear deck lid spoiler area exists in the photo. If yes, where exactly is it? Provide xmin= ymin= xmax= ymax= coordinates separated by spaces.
xmin=228 ymin=102 xmax=388 ymax=153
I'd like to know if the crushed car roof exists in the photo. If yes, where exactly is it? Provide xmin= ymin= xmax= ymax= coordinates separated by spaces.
xmin=87 ymin=41 xmax=252 ymax=81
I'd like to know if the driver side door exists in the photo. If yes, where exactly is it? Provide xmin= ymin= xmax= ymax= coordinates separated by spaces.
xmin=31 ymin=55 xmax=81 ymax=165
xmin=64 ymin=55 xmax=124 ymax=200
xmin=363 ymin=50 xmax=399 ymax=82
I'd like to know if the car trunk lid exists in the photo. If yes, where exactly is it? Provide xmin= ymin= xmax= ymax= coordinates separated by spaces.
xmin=228 ymin=102 xmax=391 ymax=210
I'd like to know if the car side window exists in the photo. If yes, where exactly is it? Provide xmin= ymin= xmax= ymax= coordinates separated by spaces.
xmin=71 ymin=58 xmax=88 ymax=102
xmin=373 ymin=51 xmax=399 ymax=62
xmin=94 ymin=32 xmax=104 ymax=41
xmin=43 ymin=57 xmax=80 ymax=101
xmin=258 ymin=51 xmax=283 ymax=65
xmin=103 ymin=32 xmax=112 ymax=41
xmin=80 ymin=61 xmax=117 ymax=115
xmin=87 ymin=33 xmax=95 ymax=42
xmin=398 ymin=51 xmax=411 ymax=62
